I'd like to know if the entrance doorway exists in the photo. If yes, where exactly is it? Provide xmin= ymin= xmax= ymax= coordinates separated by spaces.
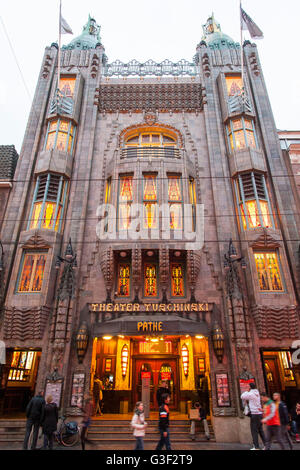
xmin=134 ymin=358 xmax=178 ymax=410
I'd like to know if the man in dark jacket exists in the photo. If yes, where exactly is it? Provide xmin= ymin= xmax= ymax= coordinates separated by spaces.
xmin=23 ymin=391 xmax=45 ymax=450
xmin=155 ymin=394 xmax=172 ymax=450
xmin=156 ymin=381 xmax=171 ymax=407
xmin=273 ymin=393 xmax=293 ymax=449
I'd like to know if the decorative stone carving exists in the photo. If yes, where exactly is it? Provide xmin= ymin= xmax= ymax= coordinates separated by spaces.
xmin=21 ymin=233 xmax=50 ymax=250
xmin=3 ymin=306 xmax=51 ymax=340
xmin=251 ymin=305 xmax=299 ymax=339
xmin=187 ymin=250 xmax=201 ymax=301
xmin=99 ymin=246 xmax=114 ymax=301
xmin=249 ymin=51 xmax=260 ymax=76
xmin=132 ymin=246 xmax=142 ymax=302
xmin=91 ymin=53 xmax=100 ymax=78
xmin=42 ymin=54 xmax=53 ymax=79
xmin=97 ymin=83 xmax=204 ymax=113
xmin=102 ymin=59 xmax=198 ymax=77
xmin=250 ymin=230 xmax=281 ymax=250
xmin=159 ymin=248 xmax=169 ymax=302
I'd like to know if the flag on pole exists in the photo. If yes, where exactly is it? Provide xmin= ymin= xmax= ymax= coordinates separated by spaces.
xmin=60 ymin=16 xmax=73 ymax=35
xmin=240 ymin=6 xmax=263 ymax=39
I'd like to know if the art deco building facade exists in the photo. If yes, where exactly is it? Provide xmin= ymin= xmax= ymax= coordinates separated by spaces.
xmin=0 ymin=15 xmax=299 ymax=442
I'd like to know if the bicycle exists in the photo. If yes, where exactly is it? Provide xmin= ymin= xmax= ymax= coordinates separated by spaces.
xmin=54 ymin=416 xmax=80 ymax=447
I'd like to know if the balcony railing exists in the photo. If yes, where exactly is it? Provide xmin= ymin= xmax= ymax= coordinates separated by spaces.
xmin=120 ymin=147 xmax=181 ymax=159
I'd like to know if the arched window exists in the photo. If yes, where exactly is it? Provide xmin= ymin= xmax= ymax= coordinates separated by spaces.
xmin=123 ymin=129 xmax=179 ymax=159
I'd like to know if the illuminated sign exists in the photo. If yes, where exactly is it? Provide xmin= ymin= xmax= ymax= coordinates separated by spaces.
xmin=137 ymin=321 xmax=163 ymax=332
xmin=90 ymin=302 xmax=211 ymax=313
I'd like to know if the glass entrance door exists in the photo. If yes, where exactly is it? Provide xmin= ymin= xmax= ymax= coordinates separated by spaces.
xmin=134 ymin=358 xmax=177 ymax=410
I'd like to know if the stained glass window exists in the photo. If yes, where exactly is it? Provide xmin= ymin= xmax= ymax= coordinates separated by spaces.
xmin=254 ymin=252 xmax=283 ymax=291
xmin=59 ymin=76 xmax=76 ymax=98
xmin=45 ymin=119 xmax=76 ymax=154
xmin=226 ymin=75 xmax=243 ymax=96
xmin=118 ymin=176 xmax=133 ymax=230
xmin=227 ymin=118 xmax=257 ymax=151
xmin=144 ymin=263 xmax=157 ymax=297
xmin=171 ymin=263 xmax=185 ymax=297
xmin=29 ymin=174 xmax=68 ymax=232
xmin=124 ymin=131 xmax=177 ymax=158
xmin=117 ymin=263 xmax=130 ymax=296
xmin=8 ymin=351 xmax=36 ymax=382
xmin=18 ymin=253 xmax=47 ymax=293
xmin=189 ymin=177 xmax=197 ymax=232
xmin=143 ymin=175 xmax=157 ymax=229
xmin=168 ymin=176 xmax=183 ymax=229
xmin=236 ymin=173 xmax=273 ymax=230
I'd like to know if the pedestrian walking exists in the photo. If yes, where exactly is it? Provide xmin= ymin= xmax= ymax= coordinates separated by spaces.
xmin=80 ymin=395 xmax=94 ymax=450
xmin=155 ymin=394 xmax=172 ymax=450
xmin=131 ymin=401 xmax=147 ymax=450
xmin=41 ymin=395 xmax=58 ymax=450
xmin=261 ymin=392 xmax=286 ymax=450
xmin=156 ymin=380 xmax=171 ymax=407
xmin=93 ymin=375 xmax=103 ymax=416
xmin=23 ymin=390 xmax=45 ymax=450
xmin=241 ymin=382 xmax=266 ymax=450
xmin=273 ymin=392 xmax=293 ymax=450
xmin=290 ymin=401 xmax=300 ymax=442
xmin=190 ymin=402 xmax=210 ymax=441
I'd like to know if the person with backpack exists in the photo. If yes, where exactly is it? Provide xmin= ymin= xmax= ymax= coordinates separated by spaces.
xmin=41 ymin=395 xmax=58 ymax=450
xmin=155 ymin=393 xmax=172 ymax=450
xmin=241 ymin=382 xmax=266 ymax=450
xmin=261 ymin=392 xmax=286 ymax=450
xmin=273 ymin=392 xmax=293 ymax=450
xmin=131 ymin=401 xmax=147 ymax=450
xmin=23 ymin=390 xmax=45 ymax=450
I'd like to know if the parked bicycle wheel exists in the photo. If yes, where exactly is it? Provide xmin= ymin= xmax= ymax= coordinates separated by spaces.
xmin=61 ymin=424 xmax=80 ymax=447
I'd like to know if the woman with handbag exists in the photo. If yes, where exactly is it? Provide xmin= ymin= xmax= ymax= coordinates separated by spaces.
xmin=241 ymin=383 xmax=266 ymax=450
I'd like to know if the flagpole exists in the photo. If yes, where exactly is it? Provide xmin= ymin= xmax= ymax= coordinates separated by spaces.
xmin=58 ymin=0 xmax=62 ymax=92
xmin=240 ymin=0 xmax=244 ymax=98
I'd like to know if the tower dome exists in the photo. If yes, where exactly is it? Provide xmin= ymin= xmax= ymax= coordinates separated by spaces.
xmin=63 ymin=15 xmax=101 ymax=50
xmin=201 ymin=13 xmax=236 ymax=47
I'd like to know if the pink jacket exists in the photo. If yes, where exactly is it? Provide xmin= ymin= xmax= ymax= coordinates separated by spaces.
xmin=131 ymin=412 xmax=147 ymax=437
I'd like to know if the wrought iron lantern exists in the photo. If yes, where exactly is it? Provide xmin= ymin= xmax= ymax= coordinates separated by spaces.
xmin=181 ymin=344 xmax=189 ymax=376
xmin=76 ymin=322 xmax=89 ymax=364
xmin=121 ymin=344 xmax=129 ymax=377
xmin=211 ymin=322 xmax=225 ymax=363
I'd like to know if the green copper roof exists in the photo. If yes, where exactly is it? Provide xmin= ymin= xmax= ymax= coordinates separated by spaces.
xmin=201 ymin=13 xmax=237 ymax=47
xmin=63 ymin=15 xmax=101 ymax=50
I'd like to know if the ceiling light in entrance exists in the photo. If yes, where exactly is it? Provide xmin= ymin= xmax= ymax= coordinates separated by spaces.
xmin=196 ymin=335 xmax=204 ymax=339
xmin=103 ymin=336 xmax=112 ymax=340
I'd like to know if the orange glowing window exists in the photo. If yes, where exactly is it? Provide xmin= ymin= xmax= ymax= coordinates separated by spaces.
xmin=171 ymin=263 xmax=185 ymax=297
xmin=121 ymin=345 xmax=129 ymax=377
xmin=18 ymin=253 xmax=47 ymax=293
xmin=181 ymin=344 xmax=189 ymax=376
xmin=144 ymin=263 xmax=157 ymax=297
xmin=226 ymin=75 xmax=243 ymax=96
xmin=254 ymin=252 xmax=283 ymax=292
xmin=118 ymin=176 xmax=133 ymax=230
xmin=8 ymin=351 xmax=36 ymax=382
xmin=45 ymin=119 xmax=75 ymax=154
xmin=143 ymin=175 xmax=157 ymax=229
xmin=117 ymin=263 xmax=130 ymax=297
xmin=227 ymin=118 xmax=257 ymax=151
xmin=168 ymin=175 xmax=182 ymax=230
xmin=59 ymin=77 xmax=76 ymax=98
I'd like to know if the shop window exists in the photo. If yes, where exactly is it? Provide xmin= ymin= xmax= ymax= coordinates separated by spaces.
xmin=28 ymin=173 xmax=68 ymax=232
xmin=59 ymin=76 xmax=76 ymax=98
xmin=118 ymin=175 xmax=133 ymax=230
xmin=226 ymin=117 xmax=257 ymax=151
xmin=117 ymin=263 xmax=131 ymax=297
xmin=144 ymin=263 xmax=158 ymax=297
xmin=143 ymin=174 xmax=158 ymax=229
xmin=254 ymin=252 xmax=284 ymax=292
xmin=235 ymin=172 xmax=273 ymax=230
xmin=225 ymin=75 xmax=243 ymax=96
xmin=17 ymin=252 xmax=47 ymax=293
xmin=8 ymin=351 xmax=37 ymax=382
xmin=280 ymin=351 xmax=296 ymax=383
xmin=170 ymin=262 xmax=185 ymax=297
xmin=168 ymin=175 xmax=183 ymax=230
xmin=44 ymin=119 xmax=76 ymax=154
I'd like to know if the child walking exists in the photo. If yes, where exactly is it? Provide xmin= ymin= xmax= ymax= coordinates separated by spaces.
xmin=131 ymin=401 xmax=147 ymax=450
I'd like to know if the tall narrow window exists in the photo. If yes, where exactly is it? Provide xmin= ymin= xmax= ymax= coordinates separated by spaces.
xmin=104 ymin=177 xmax=112 ymax=233
xmin=144 ymin=263 xmax=158 ymax=297
xmin=254 ymin=252 xmax=284 ymax=292
xmin=18 ymin=252 xmax=47 ymax=293
xmin=44 ymin=119 xmax=76 ymax=154
xmin=225 ymin=75 xmax=243 ymax=96
xmin=171 ymin=263 xmax=185 ymax=297
xmin=117 ymin=263 xmax=131 ymax=297
xmin=235 ymin=172 xmax=273 ymax=230
xmin=118 ymin=175 xmax=133 ymax=230
xmin=59 ymin=76 xmax=76 ymax=98
xmin=227 ymin=118 xmax=257 ymax=151
xmin=189 ymin=177 xmax=197 ymax=232
xmin=143 ymin=174 xmax=158 ymax=229
xmin=168 ymin=175 xmax=183 ymax=230
xmin=28 ymin=174 xmax=68 ymax=232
